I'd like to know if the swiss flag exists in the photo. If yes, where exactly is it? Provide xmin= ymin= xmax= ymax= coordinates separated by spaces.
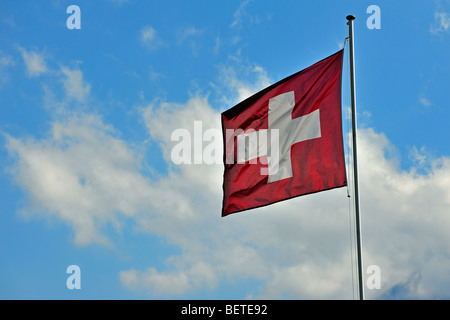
xmin=221 ymin=50 xmax=346 ymax=216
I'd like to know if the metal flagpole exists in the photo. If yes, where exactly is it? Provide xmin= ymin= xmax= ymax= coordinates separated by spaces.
xmin=346 ymin=14 xmax=364 ymax=300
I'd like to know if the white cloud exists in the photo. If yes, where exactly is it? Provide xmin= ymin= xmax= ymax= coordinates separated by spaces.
xmin=230 ymin=0 xmax=254 ymax=29
xmin=120 ymin=267 xmax=190 ymax=296
xmin=213 ymin=34 xmax=221 ymax=55
xmin=61 ymin=67 xmax=91 ymax=102
xmin=214 ymin=55 xmax=272 ymax=107
xmin=6 ymin=113 xmax=154 ymax=246
xmin=176 ymin=26 xmax=204 ymax=43
xmin=120 ymin=262 xmax=217 ymax=296
xmin=140 ymin=26 xmax=164 ymax=50
xmin=355 ymin=129 xmax=450 ymax=299
xmin=19 ymin=47 xmax=48 ymax=77
xmin=0 ymin=53 xmax=14 ymax=68
xmin=430 ymin=11 xmax=450 ymax=34
xmin=409 ymin=145 xmax=429 ymax=170
xmin=141 ymin=26 xmax=156 ymax=43
xmin=0 ymin=51 xmax=15 ymax=86
xmin=17 ymin=47 xmax=90 ymax=102
xmin=419 ymin=97 xmax=431 ymax=107
xmin=176 ymin=26 xmax=204 ymax=55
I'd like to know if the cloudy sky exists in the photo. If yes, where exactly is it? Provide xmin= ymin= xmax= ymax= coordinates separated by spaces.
xmin=1 ymin=0 xmax=450 ymax=300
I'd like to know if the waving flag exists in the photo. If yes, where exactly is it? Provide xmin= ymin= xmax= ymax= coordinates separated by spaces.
xmin=221 ymin=50 xmax=346 ymax=216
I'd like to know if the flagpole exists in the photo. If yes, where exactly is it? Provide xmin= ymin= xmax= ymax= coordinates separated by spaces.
xmin=346 ymin=14 xmax=364 ymax=300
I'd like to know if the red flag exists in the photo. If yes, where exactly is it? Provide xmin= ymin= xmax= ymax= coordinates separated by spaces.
xmin=221 ymin=50 xmax=346 ymax=216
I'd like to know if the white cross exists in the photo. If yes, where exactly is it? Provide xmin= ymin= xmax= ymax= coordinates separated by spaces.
xmin=236 ymin=91 xmax=322 ymax=183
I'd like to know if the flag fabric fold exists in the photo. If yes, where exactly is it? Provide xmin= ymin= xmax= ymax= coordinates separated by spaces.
xmin=221 ymin=50 xmax=346 ymax=216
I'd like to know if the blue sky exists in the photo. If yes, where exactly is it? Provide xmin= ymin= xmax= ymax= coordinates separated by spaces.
xmin=1 ymin=0 xmax=450 ymax=300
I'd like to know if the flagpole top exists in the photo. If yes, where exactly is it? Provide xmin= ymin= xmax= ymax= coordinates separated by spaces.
xmin=346 ymin=15 xmax=356 ymax=21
